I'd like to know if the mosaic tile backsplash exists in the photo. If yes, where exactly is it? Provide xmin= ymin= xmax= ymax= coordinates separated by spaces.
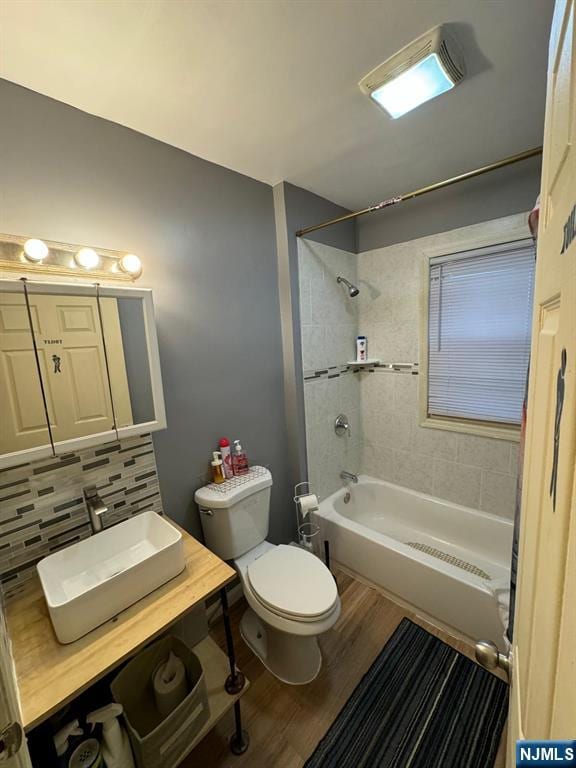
xmin=0 ymin=434 xmax=163 ymax=597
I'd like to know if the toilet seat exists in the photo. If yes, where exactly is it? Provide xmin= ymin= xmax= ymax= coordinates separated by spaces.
xmin=247 ymin=544 xmax=338 ymax=622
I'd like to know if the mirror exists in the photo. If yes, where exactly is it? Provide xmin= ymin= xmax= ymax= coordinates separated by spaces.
xmin=0 ymin=290 xmax=53 ymax=462
xmin=100 ymin=295 xmax=156 ymax=428
xmin=25 ymin=282 xmax=118 ymax=452
xmin=0 ymin=280 xmax=166 ymax=469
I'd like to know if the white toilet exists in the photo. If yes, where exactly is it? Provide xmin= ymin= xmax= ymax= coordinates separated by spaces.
xmin=195 ymin=467 xmax=340 ymax=685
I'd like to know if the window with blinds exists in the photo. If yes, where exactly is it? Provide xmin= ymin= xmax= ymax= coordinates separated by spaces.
xmin=427 ymin=239 xmax=535 ymax=426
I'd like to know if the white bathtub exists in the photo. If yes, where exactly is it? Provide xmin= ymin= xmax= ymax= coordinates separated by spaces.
xmin=313 ymin=475 xmax=513 ymax=650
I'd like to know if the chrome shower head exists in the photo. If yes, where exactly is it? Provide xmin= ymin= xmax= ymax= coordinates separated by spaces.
xmin=337 ymin=276 xmax=360 ymax=298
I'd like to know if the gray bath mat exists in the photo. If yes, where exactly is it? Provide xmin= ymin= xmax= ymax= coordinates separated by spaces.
xmin=304 ymin=618 xmax=508 ymax=768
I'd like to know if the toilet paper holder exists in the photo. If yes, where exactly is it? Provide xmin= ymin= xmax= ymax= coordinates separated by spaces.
xmin=294 ymin=482 xmax=320 ymax=551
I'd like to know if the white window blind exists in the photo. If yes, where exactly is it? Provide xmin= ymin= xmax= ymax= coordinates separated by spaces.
xmin=428 ymin=239 xmax=535 ymax=425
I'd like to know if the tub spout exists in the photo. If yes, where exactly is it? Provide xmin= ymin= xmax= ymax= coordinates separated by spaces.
xmin=340 ymin=471 xmax=358 ymax=484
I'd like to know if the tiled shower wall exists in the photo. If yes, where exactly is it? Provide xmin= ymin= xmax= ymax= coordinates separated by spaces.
xmin=360 ymin=372 xmax=519 ymax=516
xmin=299 ymin=213 xmax=527 ymax=517
xmin=299 ymin=240 xmax=362 ymax=500
xmin=356 ymin=214 xmax=527 ymax=518
xmin=304 ymin=370 xmax=362 ymax=502
xmin=299 ymin=239 xmax=359 ymax=372
xmin=0 ymin=433 xmax=163 ymax=597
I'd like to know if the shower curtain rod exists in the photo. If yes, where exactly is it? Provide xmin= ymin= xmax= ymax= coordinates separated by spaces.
xmin=295 ymin=146 xmax=543 ymax=238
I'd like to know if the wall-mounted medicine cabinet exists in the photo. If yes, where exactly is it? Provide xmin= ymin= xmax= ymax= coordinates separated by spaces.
xmin=0 ymin=280 xmax=166 ymax=469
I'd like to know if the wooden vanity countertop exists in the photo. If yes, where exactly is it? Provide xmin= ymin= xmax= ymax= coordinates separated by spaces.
xmin=5 ymin=521 xmax=235 ymax=731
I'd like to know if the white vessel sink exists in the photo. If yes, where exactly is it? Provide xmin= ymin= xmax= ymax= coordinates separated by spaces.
xmin=37 ymin=511 xmax=185 ymax=644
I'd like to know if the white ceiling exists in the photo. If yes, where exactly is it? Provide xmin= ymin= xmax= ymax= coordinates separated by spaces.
xmin=0 ymin=0 xmax=553 ymax=210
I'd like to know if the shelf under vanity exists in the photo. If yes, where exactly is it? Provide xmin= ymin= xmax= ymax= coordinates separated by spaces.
xmin=5 ymin=521 xmax=248 ymax=761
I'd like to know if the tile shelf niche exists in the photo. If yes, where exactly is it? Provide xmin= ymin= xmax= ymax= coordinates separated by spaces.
xmin=346 ymin=361 xmax=419 ymax=373
xmin=346 ymin=358 xmax=381 ymax=367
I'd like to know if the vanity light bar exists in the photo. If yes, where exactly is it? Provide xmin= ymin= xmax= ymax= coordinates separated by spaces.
xmin=119 ymin=253 xmax=142 ymax=276
xmin=23 ymin=238 xmax=49 ymax=262
xmin=0 ymin=234 xmax=143 ymax=281
xmin=75 ymin=247 xmax=101 ymax=269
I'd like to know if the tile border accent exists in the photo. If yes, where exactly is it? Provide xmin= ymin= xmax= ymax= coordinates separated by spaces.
xmin=304 ymin=364 xmax=353 ymax=382
xmin=304 ymin=362 xmax=419 ymax=382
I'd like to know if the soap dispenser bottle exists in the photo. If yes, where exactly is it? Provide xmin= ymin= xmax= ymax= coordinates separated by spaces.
xmin=211 ymin=451 xmax=226 ymax=484
xmin=232 ymin=440 xmax=249 ymax=476
xmin=86 ymin=704 xmax=135 ymax=768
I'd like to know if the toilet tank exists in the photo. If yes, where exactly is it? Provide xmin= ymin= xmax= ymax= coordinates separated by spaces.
xmin=194 ymin=467 xmax=273 ymax=560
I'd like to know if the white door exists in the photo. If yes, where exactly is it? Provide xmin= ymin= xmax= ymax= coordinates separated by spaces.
xmin=0 ymin=294 xmax=51 ymax=455
xmin=0 ymin=598 xmax=31 ymax=767
xmin=17 ymin=293 xmax=134 ymax=448
xmin=31 ymin=294 xmax=117 ymax=443
xmin=507 ymin=0 xmax=576 ymax=760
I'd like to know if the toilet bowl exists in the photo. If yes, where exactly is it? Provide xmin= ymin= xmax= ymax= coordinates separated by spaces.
xmin=195 ymin=467 xmax=340 ymax=685
xmin=235 ymin=542 xmax=340 ymax=684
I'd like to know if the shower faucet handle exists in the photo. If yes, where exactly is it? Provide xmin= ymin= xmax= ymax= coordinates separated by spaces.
xmin=334 ymin=414 xmax=350 ymax=437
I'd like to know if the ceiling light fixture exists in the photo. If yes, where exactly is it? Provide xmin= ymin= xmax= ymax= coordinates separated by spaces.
xmin=75 ymin=247 xmax=100 ymax=270
xmin=359 ymin=25 xmax=465 ymax=119
xmin=23 ymin=238 xmax=49 ymax=262
xmin=119 ymin=253 xmax=142 ymax=276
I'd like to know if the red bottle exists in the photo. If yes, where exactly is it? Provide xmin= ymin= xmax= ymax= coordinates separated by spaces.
xmin=218 ymin=438 xmax=233 ymax=479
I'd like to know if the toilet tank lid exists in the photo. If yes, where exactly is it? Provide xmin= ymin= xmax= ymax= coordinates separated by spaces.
xmin=194 ymin=466 xmax=272 ymax=508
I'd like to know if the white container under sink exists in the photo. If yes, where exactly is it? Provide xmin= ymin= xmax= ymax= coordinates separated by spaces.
xmin=37 ymin=511 xmax=185 ymax=644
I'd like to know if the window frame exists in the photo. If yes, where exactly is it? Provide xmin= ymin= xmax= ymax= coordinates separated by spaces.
xmin=418 ymin=224 xmax=533 ymax=442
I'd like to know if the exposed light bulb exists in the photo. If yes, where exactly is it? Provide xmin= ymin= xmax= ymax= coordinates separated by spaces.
xmin=75 ymin=247 xmax=100 ymax=269
xmin=23 ymin=238 xmax=49 ymax=262
xmin=119 ymin=253 xmax=142 ymax=275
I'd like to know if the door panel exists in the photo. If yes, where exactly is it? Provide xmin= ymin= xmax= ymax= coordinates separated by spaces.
xmin=35 ymin=347 xmax=57 ymax=429
xmin=0 ymin=597 xmax=32 ymax=767
xmin=64 ymin=346 xmax=111 ymax=423
xmin=57 ymin=302 xmax=98 ymax=333
xmin=3 ymin=351 xmax=48 ymax=434
xmin=0 ymin=303 xmax=37 ymax=334
xmin=0 ymin=293 xmax=51 ymax=455
xmin=28 ymin=293 xmax=116 ymax=443
xmin=508 ymin=0 xmax=576 ymax=759
xmin=546 ymin=1 xmax=573 ymax=206
xmin=550 ymin=471 xmax=576 ymax=736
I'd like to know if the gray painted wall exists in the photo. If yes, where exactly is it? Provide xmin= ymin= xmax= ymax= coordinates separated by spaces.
xmin=283 ymin=183 xmax=357 ymax=254
xmin=357 ymin=155 xmax=542 ymax=251
xmin=274 ymin=182 xmax=356 ymax=494
xmin=0 ymin=78 xmax=292 ymax=542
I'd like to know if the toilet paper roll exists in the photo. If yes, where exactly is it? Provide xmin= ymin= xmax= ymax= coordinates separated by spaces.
xmin=152 ymin=652 xmax=188 ymax=718
xmin=298 ymin=493 xmax=319 ymax=519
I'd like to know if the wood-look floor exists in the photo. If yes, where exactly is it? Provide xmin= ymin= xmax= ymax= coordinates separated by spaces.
xmin=182 ymin=570 xmax=507 ymax=768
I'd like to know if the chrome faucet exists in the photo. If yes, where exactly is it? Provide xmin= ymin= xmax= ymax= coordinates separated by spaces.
xmin=83 ymin=485 xmax=108 ymax=533
xmin=340 ymin=470 xmax=358 ymax=484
